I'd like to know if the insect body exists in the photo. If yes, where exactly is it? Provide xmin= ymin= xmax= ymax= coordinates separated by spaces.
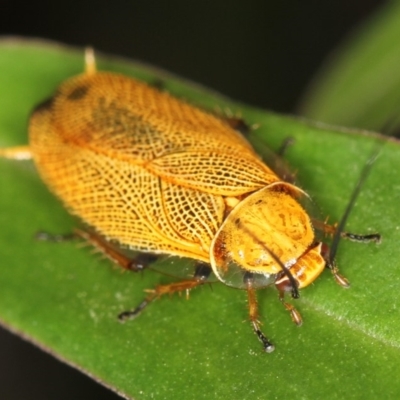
xmin=0 ymin=50 xmax=380 ymax=352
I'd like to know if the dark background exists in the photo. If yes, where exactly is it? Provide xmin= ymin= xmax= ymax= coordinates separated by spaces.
xmin=0 ymin=1 xmax=386 ymax=399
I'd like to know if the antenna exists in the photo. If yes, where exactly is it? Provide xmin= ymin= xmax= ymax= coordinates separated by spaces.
xmin=328 ymin=146 xmax=382 ymax=267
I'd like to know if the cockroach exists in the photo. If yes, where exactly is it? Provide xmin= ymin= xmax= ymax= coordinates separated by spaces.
xmin=0 ymin=49 xmax=381 ymax=352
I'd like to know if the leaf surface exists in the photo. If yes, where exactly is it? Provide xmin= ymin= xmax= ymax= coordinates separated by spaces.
xmin=0 ymin=38 xmax=399 ymax=399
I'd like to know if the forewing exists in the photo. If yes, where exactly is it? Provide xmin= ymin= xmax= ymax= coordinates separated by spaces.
xmin=53 ymin=72 xmax=279 ymax=196
xmin=30 ymin=102 xmax=224 ymax=260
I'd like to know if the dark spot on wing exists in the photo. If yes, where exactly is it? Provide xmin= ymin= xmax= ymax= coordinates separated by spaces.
xmin=67 ymin=84 xmax=90 ymax=101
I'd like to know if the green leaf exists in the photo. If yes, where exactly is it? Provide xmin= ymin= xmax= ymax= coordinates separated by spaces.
xmin=0 ymin=38 xmax=399 ymax=399
xmin=299 ymin=1 xmax=400 ymax=131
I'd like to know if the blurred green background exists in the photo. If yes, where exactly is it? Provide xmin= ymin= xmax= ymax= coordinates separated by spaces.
xmin=0 ymin=1 xmax=389 ymax=399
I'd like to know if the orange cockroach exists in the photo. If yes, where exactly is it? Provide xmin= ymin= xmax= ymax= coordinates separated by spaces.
xmin=0 ymin=49 xmax=381 ymax=352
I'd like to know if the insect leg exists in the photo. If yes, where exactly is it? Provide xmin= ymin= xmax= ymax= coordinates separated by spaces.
xmin=314 ymin=220 xmax=380 ymax=288
xmin=244 ymin=273 xmax=275 ymax=353
xmin=323 ymin=147 xmax=381 ymax=279
xmin=314 ymin=220 xmax=381 ymax=244
xmin=277 ymin=137 xmax=295 ymax=157
xmin=247 ymin=134 xmax=297 ymax=182
xmin=340 ymin=232 xmax=381 ymax=243
xmin=278 ymin=291 xmax=303 ymax=326
xmin=118 ymin=262 xmax=212 ymax=321
xmin=74 ymin=228 xmax=156 ymax=272
xmin=0 ymin=145 xmax=32 ymax=160
xmin=224 ymin=116 xmax=252 ymax=136
xmin=327 ymin=260 xmax=350 ymax=288
xmin=36 ymin=228 xmax=156 ymax=271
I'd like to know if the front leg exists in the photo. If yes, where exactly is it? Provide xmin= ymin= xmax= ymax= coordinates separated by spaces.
xmin=244 ymin=272 xmax=275 ymax=353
